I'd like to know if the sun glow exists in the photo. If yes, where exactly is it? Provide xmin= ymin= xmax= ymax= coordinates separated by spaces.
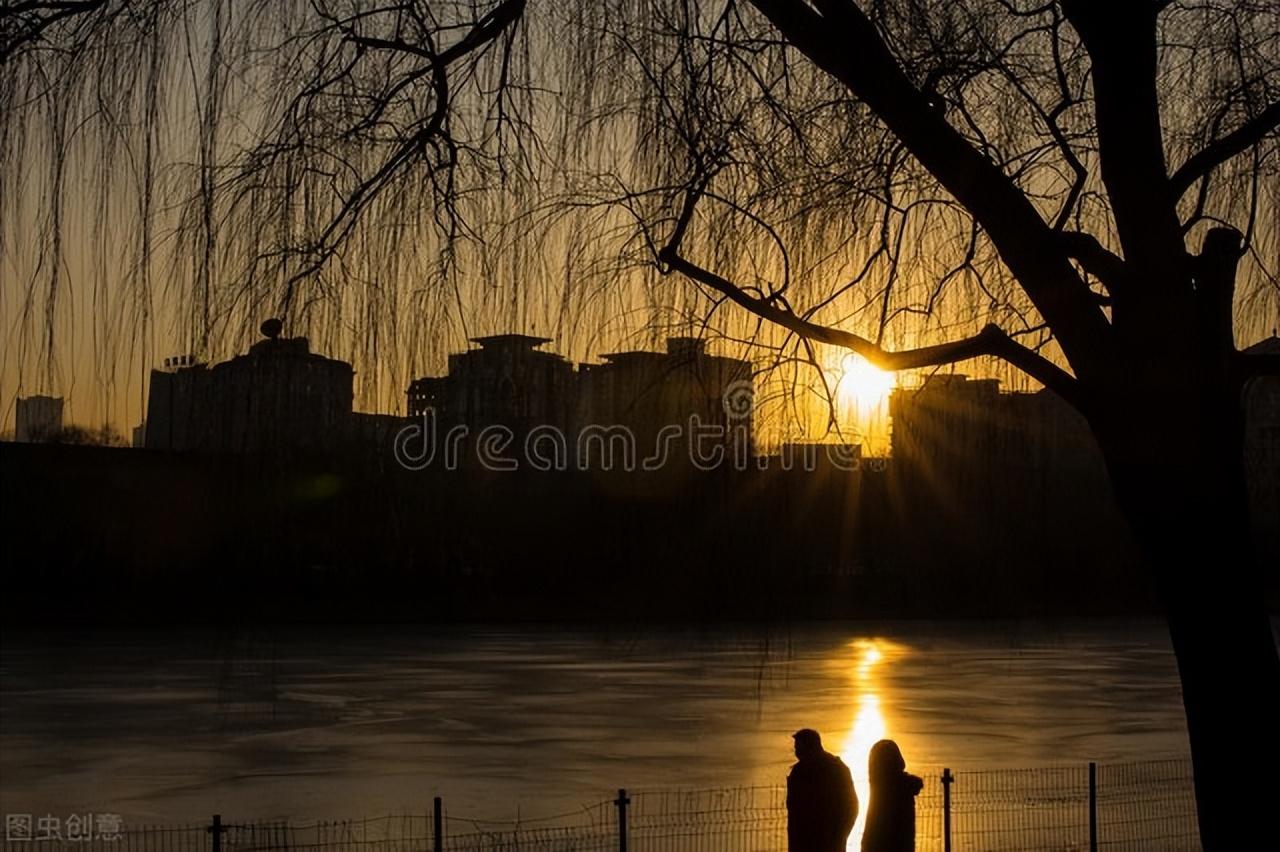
xmin=836 ymin=354 xmax=897 ymax=412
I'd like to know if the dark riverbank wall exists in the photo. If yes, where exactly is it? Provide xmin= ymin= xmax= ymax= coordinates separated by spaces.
xmin=0 ymin=441 xmax=1223 ymax=625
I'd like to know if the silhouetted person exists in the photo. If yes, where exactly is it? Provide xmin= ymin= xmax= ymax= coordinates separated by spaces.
xmin=787 ymin=728 xmax=858 ymax=852
xmin=861 ymin=739 xmax=923 ymax=852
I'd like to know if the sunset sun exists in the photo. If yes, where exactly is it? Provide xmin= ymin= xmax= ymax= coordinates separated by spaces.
xmin=836 ymin=353 xmax=897 ymax=410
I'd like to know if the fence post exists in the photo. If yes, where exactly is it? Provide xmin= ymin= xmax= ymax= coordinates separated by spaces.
xmin=941 ymin=769 xmax=953 ymax=852
xmin=1089 ymin=762 xmax=1098 ymax=852
xmin=433 ymin=797 xmax=443 ymax=852
xmin=615 ymin=788 xmax=630 ymax=852
xmin=208 ymin=814 xmax=223 ymax=852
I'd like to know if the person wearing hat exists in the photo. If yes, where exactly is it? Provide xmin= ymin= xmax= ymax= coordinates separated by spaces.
xmin=786 ymin=728 xmax=858 ymax=852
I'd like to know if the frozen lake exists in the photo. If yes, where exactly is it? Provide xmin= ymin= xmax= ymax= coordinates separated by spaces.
xmin=0 ymin=621 xmax=1192 ymax=832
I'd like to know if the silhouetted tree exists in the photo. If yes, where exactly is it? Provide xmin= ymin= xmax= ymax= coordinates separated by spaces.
xmin=49 ymin=424 xmax=125 ymax=446
xmin=626 ymin=4 xmax=1279 ymax=847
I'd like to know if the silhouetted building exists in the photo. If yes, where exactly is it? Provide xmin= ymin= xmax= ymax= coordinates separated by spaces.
xmin=348 ymin=412 xmax=408 ymax=466
xmin=577 ymin=337 xmax=753 ymax=468
xmin=882 ymin=373 xmax=1133 ymax=601
xmin=407 ymin=335 xmax=577 ymax=437
xmin=889 ymin=374 xmax=1101 ymax=478
xmin=15 ymin=394 xmax=64 ymax=440
xmin=144 ymin=330 xmax=353 ymax=455
xmin=882 ymin=366 xmax=1280 ymax=602
xmin=406 ymin=334 xmax=754 ymax=470
xmin=15 ymin=395 xmax=64 ymax=442
xmin=890 ymin=365 xmax=1278 ymax=491
xmin=131 ymin=422 xmax=146 ymax=448
xmin=406 ymin=375 xmax=449 ymax=418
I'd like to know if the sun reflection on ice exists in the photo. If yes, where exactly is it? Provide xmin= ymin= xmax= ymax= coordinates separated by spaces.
xmin=840 ymin=638 xmax=904 ymax=850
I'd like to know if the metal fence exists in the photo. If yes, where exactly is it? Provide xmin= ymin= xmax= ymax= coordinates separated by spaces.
xmin=0 ymin=759 xmax=1201 ymax=851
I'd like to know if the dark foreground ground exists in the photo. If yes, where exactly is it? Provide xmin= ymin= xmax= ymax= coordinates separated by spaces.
xmin=2 ymin=442 xmax=1273 ymax=626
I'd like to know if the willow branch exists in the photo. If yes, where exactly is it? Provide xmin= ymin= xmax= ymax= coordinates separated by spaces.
xmin=0 ymin=0 xmax=105 ymax=64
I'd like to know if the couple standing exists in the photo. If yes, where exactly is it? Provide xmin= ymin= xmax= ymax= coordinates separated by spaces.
xmin=786 ymin=729 xmax=923 ymax=852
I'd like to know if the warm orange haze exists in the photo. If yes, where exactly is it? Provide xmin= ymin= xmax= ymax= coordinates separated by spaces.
xmin=3 ymin=1 xmax=1280 ymax=851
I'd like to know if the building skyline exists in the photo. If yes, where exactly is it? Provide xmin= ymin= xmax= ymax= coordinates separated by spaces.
xmin=109 ymin=325 xmax=1280 ymax=486
xmin=407 ymin=333 xmax=755 ymax=469
xmin=143 ymin=325 xmax=354 ymax=456
xmin=14 ymin=396 xmax=64 ymax=443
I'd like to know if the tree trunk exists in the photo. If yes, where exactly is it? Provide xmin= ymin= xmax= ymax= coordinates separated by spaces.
xmin=1095 ymin=383 xmax=1279 ymax=851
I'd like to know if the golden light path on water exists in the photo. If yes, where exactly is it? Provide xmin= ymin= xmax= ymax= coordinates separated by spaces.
xmin=839 ymin=638 xmax=908 ymax=851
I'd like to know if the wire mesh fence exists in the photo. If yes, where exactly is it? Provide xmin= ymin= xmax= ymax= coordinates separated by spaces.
xmin=226 ymin=816 xmax=435 ymax=851
xmin=945 ymin=765 xmax=1093 ymax=851
xmin=623 ymin=787 xmax=785 ymax=851
xmin=1094 ymin=760 xmax=1200 ymax=851
xmin=443 ymin=801 xmax=615 ymax=852
xmin=0 ymin=758 xmax=1201 ymax=851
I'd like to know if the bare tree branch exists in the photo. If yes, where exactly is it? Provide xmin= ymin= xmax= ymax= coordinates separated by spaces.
xmin=1170 ymin=100 xmax=1280 ymax=200
xmin=0 ymin=0 xmax=105 ymax=65
xmin=658 ymin=185 xmax=1083 ymax=410
xmin=747 ymin=0 xmax=1112 ymax=383
xmin=262 ymin=0 xmax=528 ymax=313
